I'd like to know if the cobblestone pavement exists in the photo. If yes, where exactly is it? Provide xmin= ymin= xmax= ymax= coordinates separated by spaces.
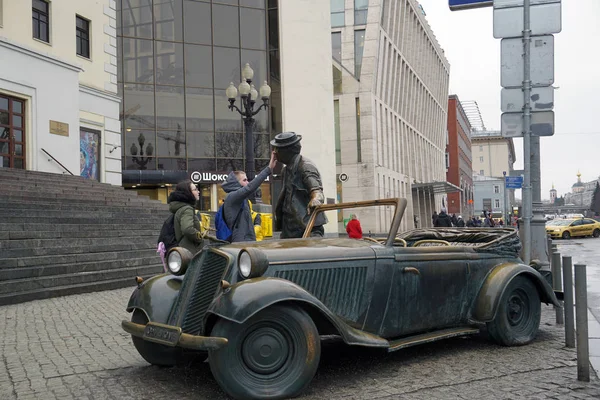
xmin=1 ymin=288 xmax=600 ymax=400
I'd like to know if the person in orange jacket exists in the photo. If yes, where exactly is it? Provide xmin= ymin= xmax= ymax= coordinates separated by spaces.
xmin=346 ymin=214 xmax=363 ymax=239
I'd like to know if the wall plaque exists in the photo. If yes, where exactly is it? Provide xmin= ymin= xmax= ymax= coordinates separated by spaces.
xmin=49 ymin=121 xmax=69 ymax=136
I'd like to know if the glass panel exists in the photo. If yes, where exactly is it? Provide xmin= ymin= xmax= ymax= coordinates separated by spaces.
xmin=354 ymin=30 xmax=365 ymax=77
xmin=355 ymin=0 xmax=369 ymax=10
xmin=14 ymin=130 xmax=22 ymax=142
xmin=216 ymin=132 xmax=243 ymax=157
xmin=213 ymin=5 xmax=240 ymax=47
xmin=213 ymin=47 xmax=241 ymax=90
xmin=153 ymin=0 xmax=183 ymax=42
xmin=267 ymin=0 xmax=277 ymax=8
xmin=214 ymin=90 xmax=242 ymax=132
xmin=155 ymin=41 xmax=184 ymax=85
xmin=331 ymin=0 xmax=344 ymax=12
xmin=240 ymin=0 xmax=265 ymax=8
xmin=240 ymin=8 xmax=266 ymax=50
xmin=241 ymin=49 xmax=267 ymax=88
xmin=123 ymin=38 xmax=154 ymax=83
xmin=122 ymin=0 xmax=153 ymax=39
xmin=183 ymin=1 xmax=212 ymax=44
xmin=187 ymin=131 xmax=215 ymax=157
xmin=13 ymin=116 xmax=22 ymax=128
xmin=268 ymin=9 xmax=278 ymax=50
xmin=269 ymin=50 xmax=280 ymax=80
xmin=188 ymin=158 xmax=216 ymax=173
xmin=117 ymin=38 xmax=123 ymax=82
xmin=333 ymin=65 xmax=342 ymax=94
xmin=155 ymin=85 xmax=185 ymax=130
xmin=0 ymin=111 xmax=7 ymax=125
xmin=15 ymin=144 xmax=23 ymax=156
xmin=217 ymin=158 xmax=243 ymax=172
xmin=0 ymin=127 xmax=9 ymax=140
xmin=157 ymin=157 xmax=187 ymax=170
xmin=123 ymin=84 xmax=155 ymax=129
xmin=253 ymin=133 xmax=269 ymax=159
xmin=214 ymin=0 xmax=238 ymax=4
xmin=253 ymin=108 xmax=268 ymax=133
xmin=0 ymin=98 xmax=8 ymax=111
xmin=125 ymin=156 xmax=156 ymax=170
xmin=186 ymin=88 xmax=214 ymax=131
xmin=1 ymin=154 xmax=9 ymax=167
xmin=334 ymin=100 xmax=341 ymax=164
xmin=331 ymin=13 xmax=344 ymax=27
xmin=126 ymin=130 xmax=155 ymax=157
xmin=332 ymin=32 xmax=341 ymax=62
xmin=354 ymin=10 xmax=367 ymax=25
xmin=185 ymin=44 xmax=213 ymax=87
xmin=33 ymin=0 xmax=48 ymax=13
xmin=14 ymin=158 xmax=24 ymax=169
xmin=0 ymin=140 xmax=8 ymax=155
xmin=157 ymin=130 xmax=186 ymax=157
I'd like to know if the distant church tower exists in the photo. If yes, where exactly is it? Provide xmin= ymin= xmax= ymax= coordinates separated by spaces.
xmin=550 ymin=183 xmax=557 ymax=204
xmin=572 ymin=171 xmax=585 ymax=194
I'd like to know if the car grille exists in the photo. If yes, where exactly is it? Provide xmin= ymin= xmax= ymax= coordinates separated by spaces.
xmin=177 ymin=251 xmax=228 ymax=336
xmin=275 ymin=267 xmax=367 ymax=322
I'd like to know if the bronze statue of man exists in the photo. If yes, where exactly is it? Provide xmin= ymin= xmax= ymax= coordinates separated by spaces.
xmin=271 ymin=132 xmax=327 ymax=238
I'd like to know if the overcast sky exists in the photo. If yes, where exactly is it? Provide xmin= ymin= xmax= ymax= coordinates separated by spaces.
xmin=417 ymin=0 xmax=600 ymax=200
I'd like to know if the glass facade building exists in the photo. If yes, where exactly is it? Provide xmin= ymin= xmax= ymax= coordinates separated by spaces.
xmin=116 ymin=0 xmax=281 ymax=208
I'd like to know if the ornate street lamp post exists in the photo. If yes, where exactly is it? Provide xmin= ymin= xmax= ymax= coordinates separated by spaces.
xmin=130 ymin=132 xmax=154 ymax=170
xmin=226 ymin=63 xmax=271 ymax=194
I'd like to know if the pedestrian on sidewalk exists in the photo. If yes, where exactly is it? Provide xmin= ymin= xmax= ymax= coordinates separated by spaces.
xmin=434 ymin=208 xmax=452 ymax=227
xmin=168 ymin=180 xmax=205 ymax=254
xmin=346 ymin=214 xmax=363 ymax=239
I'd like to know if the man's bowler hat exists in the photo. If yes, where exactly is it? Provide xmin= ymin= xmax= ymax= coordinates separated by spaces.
xmin=270 ymin=131 xmax=302 ymax=148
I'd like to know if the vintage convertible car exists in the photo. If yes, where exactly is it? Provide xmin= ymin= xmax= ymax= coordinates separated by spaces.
xmin=121 ymin=198 xmax=560 ymax=400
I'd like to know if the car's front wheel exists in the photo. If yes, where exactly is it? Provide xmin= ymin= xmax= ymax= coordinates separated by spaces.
xmin=208 ymin=304 xmax=321 ymax=400
xmin=130 ymin=309 xmax=201 ymax=367
xmin=487 ymin=276 xmax=541 ymax=346
xmin=593 ymin=229 xmax=600 ymax=238
xmin=562 ymin=231 xmax=571 ymax=240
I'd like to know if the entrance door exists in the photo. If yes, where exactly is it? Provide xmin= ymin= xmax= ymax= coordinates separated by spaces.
xmin=80 ymin=128 xmax=100 ymax=180
xmin=0 ymin=94 xmax=26 ymax=169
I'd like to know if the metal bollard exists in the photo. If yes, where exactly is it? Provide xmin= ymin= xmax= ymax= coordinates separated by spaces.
xmin=562 ymin=256 xmax=575 ymax=348
xmin=574 ymin=264 xmax=590 ymax=382
xmin=551 ymin=252 xmax=564 ymax=324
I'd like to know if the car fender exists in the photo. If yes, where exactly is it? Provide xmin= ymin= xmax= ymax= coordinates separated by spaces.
xmin=125 ymin=274 xmax=183 ymax=324
xmin=207 ymin=277 xmax=389 ymax=348
xmin=471 ymin=262 xmax=561 ymax=322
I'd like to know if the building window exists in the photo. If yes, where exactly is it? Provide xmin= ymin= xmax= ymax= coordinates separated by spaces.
xmin=76 ymin=16 xmax=91 ymax=58
xmin=354 ymin=0 xmax=368 ymax=25
xmin=334 ymin=100 xmax=341 ymax=164
xmin=494 ymin=185 xmax=499 ymax=193
xmin=445 ymin=152 xmax=450 ymax=169
xmin=331 ymin=32 xmax=341 ymax=63
xmin=32 ymin=0 xmax=50 ymax=42
xmin=0 ymin=94 xmax=26 ymax=169
xmin=479 ymin=145 xmax=483 ymax=151
xmin=479 ymin=156 xmax=483 ymax=162
xmin=331 ymin=0 xmax=344 ymax=27
xmin=356 ymin=97 xmax=362 ymax=162
xmin=480 ymin=170 xmax=484 ymax=175
xmin=495 ymin=199 xmax=500 ymax=209
xmin=354 ymin=29 xmax=365 ymax=77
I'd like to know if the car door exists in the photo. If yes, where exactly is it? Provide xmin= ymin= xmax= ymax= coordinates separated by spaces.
xmin=570 ymin=220 xmax=583 ymax=237
xmin=374 ymin=246 xmax=470 ymax=338
xmin=582 ymin=219 xmax=596 ymax=236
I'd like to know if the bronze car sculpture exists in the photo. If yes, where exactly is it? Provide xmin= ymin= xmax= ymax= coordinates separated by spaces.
xmin=121 ymin=198 xmax=560 ymax=400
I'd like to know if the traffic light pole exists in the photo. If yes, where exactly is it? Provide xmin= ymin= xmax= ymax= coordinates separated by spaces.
xmin=521 ymin=0 xmax=532 ymax=265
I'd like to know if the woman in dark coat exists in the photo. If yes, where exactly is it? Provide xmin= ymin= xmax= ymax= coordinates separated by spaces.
xmin=168 ymin=180 xmax=204 ymax=254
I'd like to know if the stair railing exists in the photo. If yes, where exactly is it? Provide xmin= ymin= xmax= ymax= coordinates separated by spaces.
xmin=41 ymin=148 xmax=74 ymax=176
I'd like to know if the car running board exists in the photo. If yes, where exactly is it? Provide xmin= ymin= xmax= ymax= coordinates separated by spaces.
xmin=387 ymin=327 xmax=480 ymax=352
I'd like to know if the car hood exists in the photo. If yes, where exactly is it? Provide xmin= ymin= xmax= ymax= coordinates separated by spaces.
xmin=218 ymin=237 xmax=379 ymax=264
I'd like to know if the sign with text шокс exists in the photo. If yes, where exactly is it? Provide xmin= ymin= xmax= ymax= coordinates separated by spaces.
xmin=449 ymin=0 xmax=493 ymax=11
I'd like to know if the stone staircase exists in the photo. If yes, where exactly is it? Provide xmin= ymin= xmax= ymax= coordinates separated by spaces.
xmin=0 ymin=168 xmax=169 ymax=305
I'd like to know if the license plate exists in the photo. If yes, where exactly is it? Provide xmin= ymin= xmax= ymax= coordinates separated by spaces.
xmin=142 ymin=323 xmax=182 ymax=346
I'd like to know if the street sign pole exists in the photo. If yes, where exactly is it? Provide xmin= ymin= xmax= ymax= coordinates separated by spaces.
xmin=522 ymin=0 xmax=532 ymax=264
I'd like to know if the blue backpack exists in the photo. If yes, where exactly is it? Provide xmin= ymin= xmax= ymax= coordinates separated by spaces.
xmin=215 ymin=201 xmax=244 ymax=241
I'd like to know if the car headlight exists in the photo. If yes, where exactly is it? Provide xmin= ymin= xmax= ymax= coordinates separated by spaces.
xmin=166 ymin=247 xmax=193 ymax=276
xmin=554 ymin=229 xmax=560 ymax=232
xmin=238 ymin=248 xmax=269 ymax=279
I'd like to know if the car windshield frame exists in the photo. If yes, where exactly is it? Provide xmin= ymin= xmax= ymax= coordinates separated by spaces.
xmin=303 ymin=197 xmax=408 ymax=246
xmin=546 ymin=219 xmax=574 ymax=226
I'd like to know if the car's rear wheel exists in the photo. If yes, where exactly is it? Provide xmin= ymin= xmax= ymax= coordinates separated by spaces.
xmin=562 ymin=231 xmax=571 ymax=240
xmin=593 ymin=229 xmax=600 ymax=238
xmin=131 ymin=309 xmax=203 ymax=367
xmin=208 ymin=304 xmax=321 ymax=400
xmin=487 ymin=276 xmax=541 ymax=346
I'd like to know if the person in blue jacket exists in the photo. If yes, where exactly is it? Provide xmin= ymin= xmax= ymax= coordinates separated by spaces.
xmin=220 ymin=151 xmax=277 ymax=242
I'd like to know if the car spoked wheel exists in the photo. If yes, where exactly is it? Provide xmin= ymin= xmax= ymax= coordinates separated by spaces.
xmin=593 ymin=229 xmax=600 ymax=238
xmin=562 ymin=231 xmax=571 ymax=240
xmin=487 ymin=276 xmax=541 ymax=346
xmin=209 ymin=305 xmax=320 ymax=400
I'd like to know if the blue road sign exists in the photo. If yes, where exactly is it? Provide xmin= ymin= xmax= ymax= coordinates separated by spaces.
xmin=449 ymin=0 xmax=493 ymax=11
xmin=505 ymin=176 xmax=524 ymax=189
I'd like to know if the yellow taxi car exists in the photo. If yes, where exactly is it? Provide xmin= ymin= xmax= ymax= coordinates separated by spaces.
xmin=545 ymin=218 xmax=600 ymax=239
